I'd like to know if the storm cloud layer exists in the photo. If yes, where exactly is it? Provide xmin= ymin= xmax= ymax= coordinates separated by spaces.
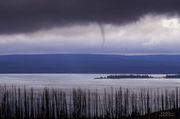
xmin=1 ymin=0 xmax=180 ymax=34
xmin=1 ymin=0 xmax=180 ymax=54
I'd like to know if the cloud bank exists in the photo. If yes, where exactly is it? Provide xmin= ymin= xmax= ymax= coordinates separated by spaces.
xmin=0 ymin=15 xmax=180 ymax=54
xmin=0 ymin=0 xmax=180 ymax=54
xmin=0 ymin=0 xmax=180 ymax=34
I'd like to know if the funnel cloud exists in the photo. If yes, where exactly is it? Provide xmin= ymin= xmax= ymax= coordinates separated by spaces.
xmin=98 ymin=23 xmax=106 ymax=49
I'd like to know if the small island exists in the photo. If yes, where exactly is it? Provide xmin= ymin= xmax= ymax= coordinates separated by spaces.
xmin=95 ymin=74 xmax=180 ymax=79
xmin=95 ymin=74 xmax=154 ymax=79
xmin=165 ymin=74 xmax=180 ymax=78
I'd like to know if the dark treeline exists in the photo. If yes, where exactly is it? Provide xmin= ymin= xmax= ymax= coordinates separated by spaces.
xmin=96 ymin=74 xmax=180 ymax=79
xmin=95 ymin=74 xmax=154 ymax=79
xmin=0 ymin=86 xmax=180 ymax=119
xmin=165 ymin=74 xmax=180 ymax=78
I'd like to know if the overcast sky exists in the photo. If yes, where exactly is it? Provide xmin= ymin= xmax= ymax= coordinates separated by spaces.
xmin=0 ymin=0 xmax=180 ymax=55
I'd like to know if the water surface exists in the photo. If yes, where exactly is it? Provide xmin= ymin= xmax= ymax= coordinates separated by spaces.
xmin=0 ymin=74 xmax=179 ymax=90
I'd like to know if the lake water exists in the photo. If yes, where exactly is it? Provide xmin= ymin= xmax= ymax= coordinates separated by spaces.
xmin=0 ymin=74 xmax=180 ymax=91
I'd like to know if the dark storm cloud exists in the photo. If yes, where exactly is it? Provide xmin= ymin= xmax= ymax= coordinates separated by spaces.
xmin=0 ymin=0 xmax=180 ymax=34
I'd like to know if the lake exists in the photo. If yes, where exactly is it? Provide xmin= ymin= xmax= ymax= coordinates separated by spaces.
xmin=0 ymin=74 xmax=180 ymax=90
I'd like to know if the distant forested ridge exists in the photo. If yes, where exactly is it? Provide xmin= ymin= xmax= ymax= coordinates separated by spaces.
xmin=1 ymin=54 xmax=180 ymax=74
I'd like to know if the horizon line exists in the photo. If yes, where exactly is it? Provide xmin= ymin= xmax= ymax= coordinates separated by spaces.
xmin=1 ymin=52 xmax=180 ymax=56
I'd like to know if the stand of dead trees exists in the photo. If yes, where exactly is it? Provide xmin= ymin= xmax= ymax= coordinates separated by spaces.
xmin=0 ymin=86 xmax=179 ymax=119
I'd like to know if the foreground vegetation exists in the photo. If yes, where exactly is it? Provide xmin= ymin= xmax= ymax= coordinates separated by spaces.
xmin=0 ymin=86 xmax=179 ymax=119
